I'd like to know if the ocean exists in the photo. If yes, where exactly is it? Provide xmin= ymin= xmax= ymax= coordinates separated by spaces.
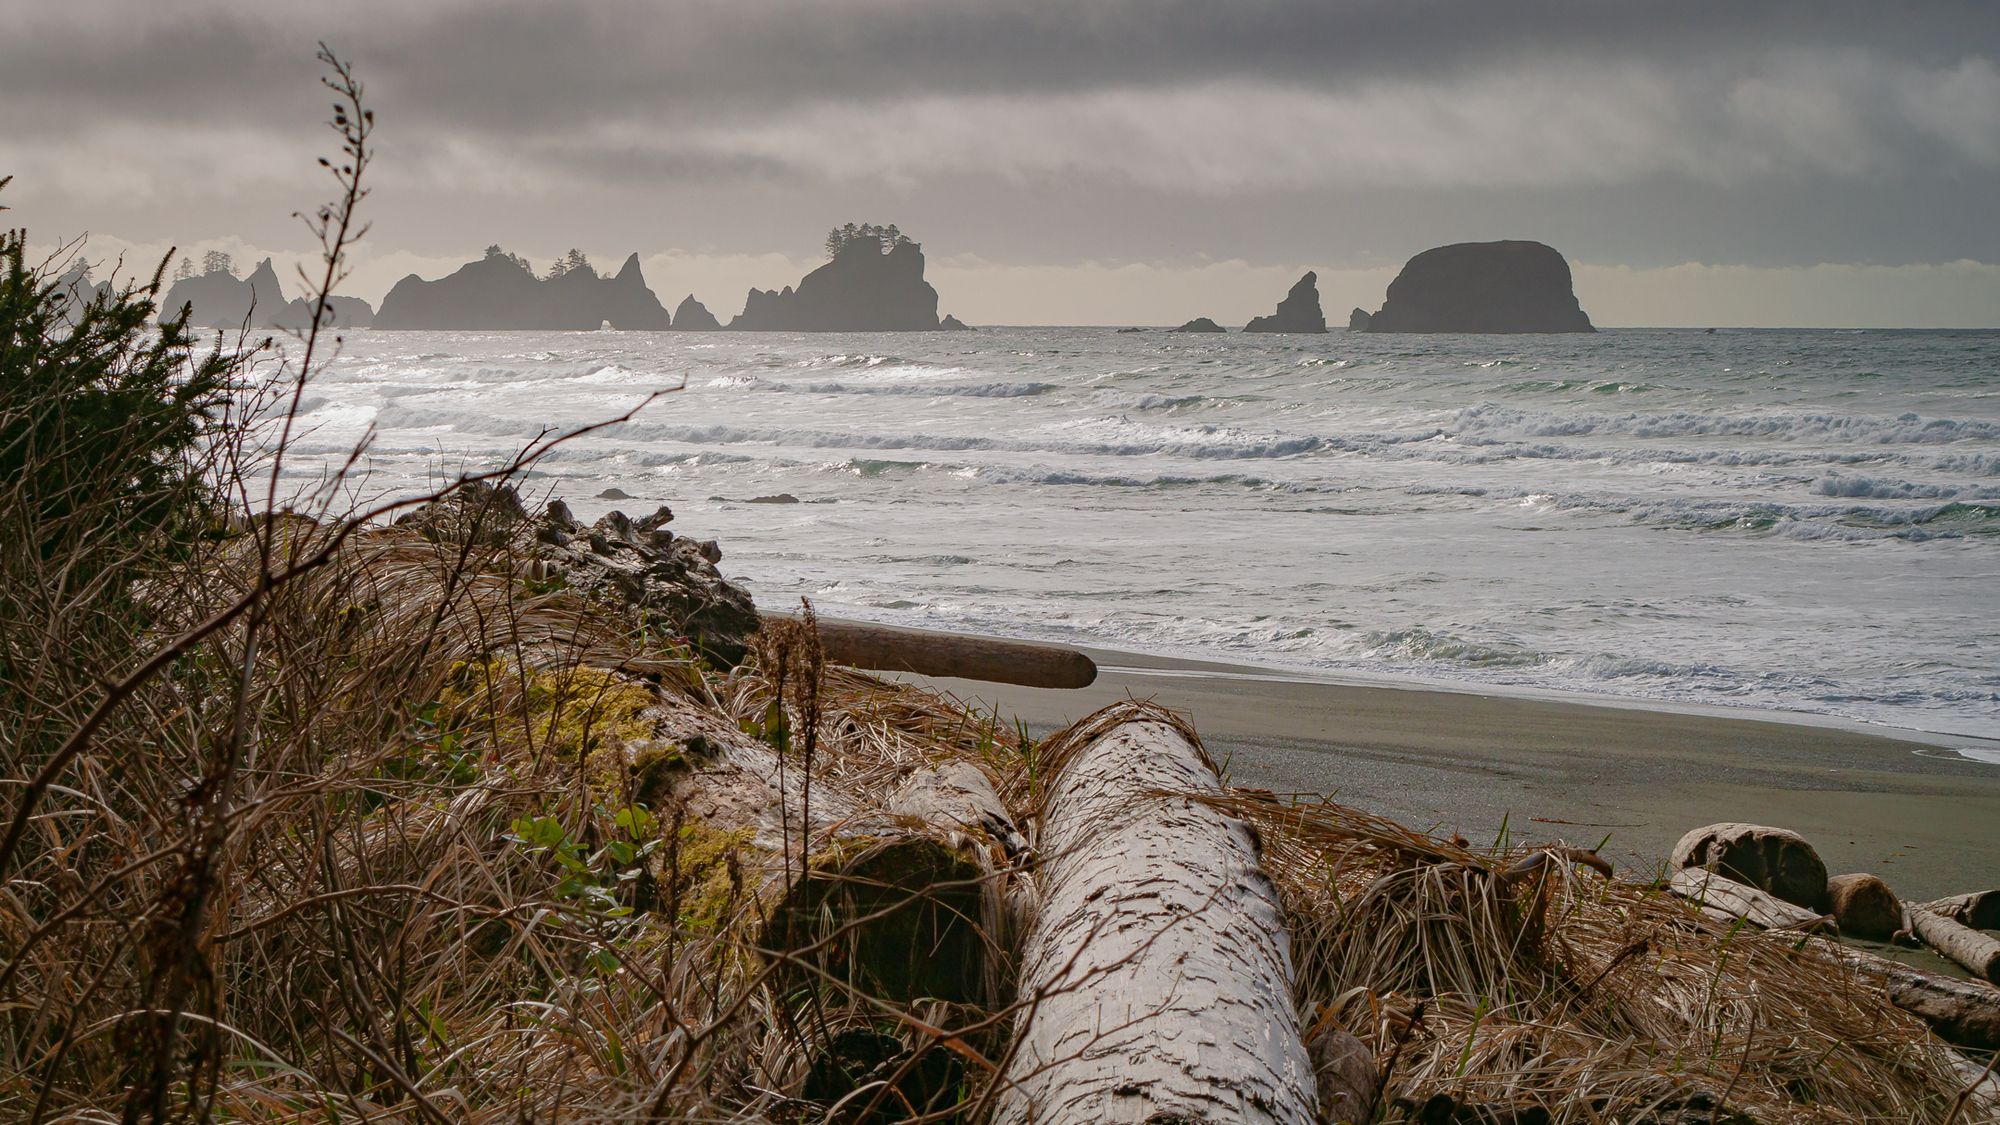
xmin=288 ymin=327 xmax=2000 ymax=744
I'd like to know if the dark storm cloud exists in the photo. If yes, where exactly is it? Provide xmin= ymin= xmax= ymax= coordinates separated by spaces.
xmin=7 ymin=0 xmax=1997 ymax=137
xmin=4 ymin=0 xmax=1998 ymax=323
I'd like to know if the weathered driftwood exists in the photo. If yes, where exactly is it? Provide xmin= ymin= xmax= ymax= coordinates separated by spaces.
xmin=643 ymin=702 xmax=1014 ymax=1006
xmin=1923 ymin=889 xmax=2000 ymax=931
xmin=1665 ymin=866 xmax=2000 ymax=1050
xmin=993 ymin=714 xmax=1317 ymax=1125
xmin=1668 ymin=869 xmax=1834 ymax=933
xmin=804 ymin=618 xmax=1097 ymax=689
xmin=886 ymin=758 xmax=1027 ymax=859
xmin=1910 ymin=907 xmax=2000 ymax=985
xmin=1837 ymin=944 xmax=2000 ymax=1051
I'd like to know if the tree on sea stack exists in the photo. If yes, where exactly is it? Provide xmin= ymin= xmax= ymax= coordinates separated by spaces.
xmin=825 ymin=221 xmax=911 ymax=258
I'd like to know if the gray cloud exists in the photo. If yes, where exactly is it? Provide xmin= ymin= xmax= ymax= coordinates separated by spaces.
xmin=3 ymin=0 xmax=1997 ymax=325
xmin=9 ymin=1 xmax=1999 ymax=135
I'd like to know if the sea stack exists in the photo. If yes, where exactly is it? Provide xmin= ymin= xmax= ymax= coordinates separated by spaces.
xmin=1362 ymin=240 xmax=1594 ymax=333
xmin=1243 ymin=272 xmax=1327 ymax=333
xmin=162 ymin=257 xmax=374 ymax=330
xmin=673 ymin=294 xmax=722 ymax=331
xmin=940 ymin=313 xmax=972 ymax=331
xmin=1347 ymin=307 xmax=1372 ymax=331
xmin=730 ymin=228 xmax=945 ymax=331
xmin=1170 ymin=317 xmax=1226 ymax=333
xmin=374 ymin=247 xmax=673 ymax=330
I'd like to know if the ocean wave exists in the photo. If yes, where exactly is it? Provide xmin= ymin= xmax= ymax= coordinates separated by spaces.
xmin=1809 ymin=472 xmax=2000 ymax=500
xmin=600 ymin=416 xmax=1337 ymax=461
xmin=1554 ymin=492 xmax=2000 ymax=541
xmin=969 ymin=465 xmax=1322 ymax=492
xmin=1090 ymin=391 xmax=1211 ymax=410
xmin=792 ymin=380 xmax=1056 ymax=398
xmin=1447 ymin=404 xmax=2000 ymax=445
xmin=1357 ymin=628 xmax=1547 ymax=669
xmin=791 ymin=354 xmax=973 ymax=381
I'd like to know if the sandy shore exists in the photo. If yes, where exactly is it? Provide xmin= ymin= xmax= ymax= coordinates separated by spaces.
xmin=880 ymin=634 xmax=2000 ymax=903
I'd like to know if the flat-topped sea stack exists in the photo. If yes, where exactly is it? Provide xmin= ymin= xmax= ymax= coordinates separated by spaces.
xmin=730 ymin=226 xmax=944 ymax=331
xmin=1170 ymin=317 xmax=1226 ymax=333
xmin=1243 ymin=272 xmax=1327 ymax=333
xmin=373 ymin=248 xmax=673 ymax=330
xmin=163 ymin=257 xmax=374 ymax=330
xmin=1363 ymin=240 xmax=1594 ymax=333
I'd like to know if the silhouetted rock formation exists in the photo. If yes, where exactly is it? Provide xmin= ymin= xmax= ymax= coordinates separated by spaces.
xmin=1348 ymin=307 xmax=1372 ymax=331
xmin=1243 ymin=272 xmax=1327 ymax=333
xmin=729 ymin=236 xmax=943 ymax=331
xmin=373 ymin=248 xmax=672 ymax=331
xmin=162 ymin=258 xmax=376 ymax=331
xmin=940 ymin=313 xmax=971 ymax=331
xmin=1170 ymin=317 xmax=1226 ymax=333
xmin=1362 ymin=241 xmax=1594 ymax=333
xmin=673 ymin=294 xmax=721 ymax=331
xmin=53 ymin=263 xmax=109 ymax=325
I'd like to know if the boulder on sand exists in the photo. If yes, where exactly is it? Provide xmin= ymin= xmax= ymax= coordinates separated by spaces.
xmin=1671 ymin=823 xmax=1828 ymax=911
xmin=1827 ymin=873 xmax=1904 ymax=941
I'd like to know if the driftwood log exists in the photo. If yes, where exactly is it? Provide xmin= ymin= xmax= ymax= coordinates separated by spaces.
xmin=643 ymin=702 xmax=1015 ymax=1007
xmin=1923 ymin=889 xmax=2000 ymax=931
xmin=1668 ymin=869 xmax=1834 ymax=933
xmin=1839 ymin=944 xmax=2000 ymax=1051
xmin=799 ymin=618 xmax=1097 ymax=689
xmin=1910 ymin=907 xmax=2000 ymax=985
xmin=993 ymin=711 xmax=1317 ymax=1124
xmin=1668 ymin=869 xmax=2000 ymax=1049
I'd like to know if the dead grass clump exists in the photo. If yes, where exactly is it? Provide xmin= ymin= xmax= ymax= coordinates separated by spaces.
xmin=1237 ymin=792 xmax=1976 ymax=1123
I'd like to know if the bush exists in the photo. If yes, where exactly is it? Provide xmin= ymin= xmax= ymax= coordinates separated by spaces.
xmin=0 ymin=184 xmax=239 ymax=571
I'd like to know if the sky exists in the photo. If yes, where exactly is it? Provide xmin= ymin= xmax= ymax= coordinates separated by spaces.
xmin=4 ymin=0 xmax=1999 ymax=327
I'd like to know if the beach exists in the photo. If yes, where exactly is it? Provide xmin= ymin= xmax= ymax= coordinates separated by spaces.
xmin=890 ymin=637 xmax=2000 ymax=903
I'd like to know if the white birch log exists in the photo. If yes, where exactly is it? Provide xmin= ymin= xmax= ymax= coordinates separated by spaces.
xmin=992 ymin=716 xmax=1317 ymax=1125
xmin=1669 ymin=869 xmax=1835 ymax=932
xmin=1911 ymin=907 xmax=2000 ymax=984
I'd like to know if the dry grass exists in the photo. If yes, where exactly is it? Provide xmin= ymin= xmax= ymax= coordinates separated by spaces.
xmin=1237 ymin=789 xmax=1979 ymax=1123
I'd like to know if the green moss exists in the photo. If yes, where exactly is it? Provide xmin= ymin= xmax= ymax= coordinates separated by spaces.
xmin=658 ymin=822 xmax=756 ymax=933
xmin=522 ymin=666 xmax=655 ymax=757
xmin=441 ymin=660 xmax=655 ymax=761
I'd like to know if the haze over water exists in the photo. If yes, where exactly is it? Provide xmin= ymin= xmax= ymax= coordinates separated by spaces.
xmin=293 ymin=327 xmax=2000 ymax=741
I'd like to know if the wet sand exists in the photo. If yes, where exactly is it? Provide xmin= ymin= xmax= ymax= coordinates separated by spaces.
xmin=884 ymin=638 xmax=2000 ymax=903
